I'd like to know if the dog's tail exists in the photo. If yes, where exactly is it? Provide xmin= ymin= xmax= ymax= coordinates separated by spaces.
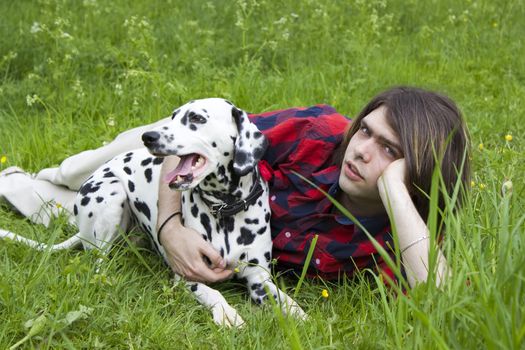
xmin=0 ymin=229 xmax=82 ymax=251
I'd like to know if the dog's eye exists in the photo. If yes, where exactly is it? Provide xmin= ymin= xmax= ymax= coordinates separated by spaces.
xmin=189 ymin=113 xmax=206 ymax=124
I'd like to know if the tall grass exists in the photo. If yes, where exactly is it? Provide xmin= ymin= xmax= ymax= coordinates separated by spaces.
xmin=1 ymin=0 xmax=524 ymax=348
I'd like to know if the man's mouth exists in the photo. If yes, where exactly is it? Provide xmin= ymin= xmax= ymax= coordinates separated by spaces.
xmin=344 ymin=161 xmax=363 ymax=181
xmin=164 ymin=153 xmax=207 ymax=188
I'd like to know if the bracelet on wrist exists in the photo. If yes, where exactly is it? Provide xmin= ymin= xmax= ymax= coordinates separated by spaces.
xmin=157 ymin=211 xmax=182 ymax=244
xmin=401 ymin=236 xmax=429 ymax=254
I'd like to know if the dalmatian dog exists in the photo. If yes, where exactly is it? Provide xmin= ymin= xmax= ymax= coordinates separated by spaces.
xmin=0 ymin=98 xmax=306 ymax=327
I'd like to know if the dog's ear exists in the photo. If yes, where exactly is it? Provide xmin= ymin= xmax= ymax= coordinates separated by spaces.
xmin=231 ymin=106 xmax=268 ymax=176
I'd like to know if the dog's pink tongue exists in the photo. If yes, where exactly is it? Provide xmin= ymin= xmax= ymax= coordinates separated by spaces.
xmin=164 ymin=154 xmax=198 ymax=183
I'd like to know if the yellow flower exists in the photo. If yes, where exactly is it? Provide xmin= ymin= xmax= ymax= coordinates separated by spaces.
xmin=234 ymin=267 xmax=240 ymax=273
xmin=56 ymin=202 xmax=62 ymax=209
xmin=478 ymin=143 xmax=484 ymax=151
xmin=470 ymin=180 xmax=476 ymax=188
xmin=321 ymin=289 xmax=329 ymax=298
xmin=479 ymin=183 xmax=486 ymax=190
xmin=0 ymin=155 xmax=6 ymax=164
xmin=492 ymin=21 xmax=498 ymax=28
xmin=505 ymin=134 xmax=513 ymax=142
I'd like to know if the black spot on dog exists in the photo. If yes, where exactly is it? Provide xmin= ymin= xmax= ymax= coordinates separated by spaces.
xmin=123 ymin=167 xmax=132 ymax=175
xmin=257 ymin=226 xmax=266 ymax=235
xmin=248 ymin=258 xmax=259 ymax=265
xmin=245 ymin=131 xmax=250 ymax=139
xmin=103 ymin=171 xmax=115 ymax=178
xmin=128 ymin=180 xmax=135 ymax=192
xmin=134 ymin=199 xmax=151 ymax=220
xmin=245 ymin=218 xmax=259 ymax=224
xmin=144 ymin=168 xmax=152 ymax=183
xmin=190 ymin=124 xmax=197 ymax=131
xmin=171 ymin=109 xmax=180 ymax=120
xmin=73 ymin=204 xmax=78 ymax=216
xmin=191 ymin=205 xmax=198 ymax=218
xmin=220 ymin=247 xmax=224 ymax=258
xmin=153 ymin=157 xmax=164 ymax=165
xmin=240 ymin=253 xmax=246 ymax=260
xmin=224 ymin=152 xmax=230 ymax=157
xmin=234 ymin=150 xmax=248 ymax=166
xmin=88 ymin=212 xmax=93 ymax=218
xmin=212 ymin=142 xmax=217 ymax=148
xmin=110 ymin=191 xmax=117 ymax=196
xmin=190 ymin=283 xmax=198 ymax=292
xmin=79 ymin=182 xmax=100 ymax=196
xmin=200 ymin=213 xmax=212 ymax=241
xmin=180 ymin=110 xmax=189 ymax=126
xmin=264 ymin=251 xmax=271 ymax=262
xmin=253 ymin=131 xmax=263 ymax=139
xmin=141 ymin=158 xmax=152 ymax=166
xmin=103 ymin=167 xmax=110 ymax=172
xmin=265 ymin=212 xmax=270 ymax=223
xmin=80 ymin=196 xmax=90 ymax=206
xmin=110 ymin=179 xmax=119 ymax=184
xmin=96 ymin=196 xmax=104 ymax=203
xmin=123 ymin=152 xmax=133 ymax=163
xmin=237 ymin=227 xmax=256 ymax=245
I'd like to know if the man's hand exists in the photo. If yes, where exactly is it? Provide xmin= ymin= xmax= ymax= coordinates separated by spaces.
xmin=378 ymin=158 xmax=407 ymax=189
xmin=159 ymin=218 xmax=233 ymax=283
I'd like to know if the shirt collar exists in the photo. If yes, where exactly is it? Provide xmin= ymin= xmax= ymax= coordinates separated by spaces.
xmin=330 ymin=181 xmax=389 ymax=233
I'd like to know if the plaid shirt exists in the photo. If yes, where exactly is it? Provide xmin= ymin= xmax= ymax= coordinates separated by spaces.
xmin=249 ymin=105 xmax=395 ymax=281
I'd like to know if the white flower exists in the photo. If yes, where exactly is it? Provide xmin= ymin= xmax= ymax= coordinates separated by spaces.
xmin=30 ymin=22 xmax=42 ymax=34
xmin=107 ymin=117 xmax=115 ymax=127
xmin=26 ymin=94 xmax=39 ymax=106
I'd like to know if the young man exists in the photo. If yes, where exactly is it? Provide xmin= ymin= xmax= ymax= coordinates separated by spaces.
xmin=155 ymin=86 xmax=470 ymax=288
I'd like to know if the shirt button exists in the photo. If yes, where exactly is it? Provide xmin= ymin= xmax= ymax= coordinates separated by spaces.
xmin=285 ymin=231 xmax=291 ymax=238
xmin=315 ymin=258 xmax=321 ymax=265
xmin=270 ymin=195 xmax=276 ymax=201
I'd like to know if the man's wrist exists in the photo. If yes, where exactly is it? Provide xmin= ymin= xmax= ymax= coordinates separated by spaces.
xmin=157 ymin=212 xmax=182 ymax=244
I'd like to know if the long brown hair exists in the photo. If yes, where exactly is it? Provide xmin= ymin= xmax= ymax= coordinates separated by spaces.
xmin=335 ymin=86 xmax=470 ymax=221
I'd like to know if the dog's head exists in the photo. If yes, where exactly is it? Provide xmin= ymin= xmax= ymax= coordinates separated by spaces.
xmin=142 ymin=98 xmax=268 ymax=190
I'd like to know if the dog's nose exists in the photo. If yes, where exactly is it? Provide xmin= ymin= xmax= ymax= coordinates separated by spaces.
xmin=142 ymin=131 xmax=161 ymax=146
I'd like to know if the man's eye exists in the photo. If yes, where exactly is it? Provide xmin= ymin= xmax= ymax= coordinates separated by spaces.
xmin=384 ymin=145 xmax=396 ymax=157
xmin=360 ymin=126 xmax=369 ymax=135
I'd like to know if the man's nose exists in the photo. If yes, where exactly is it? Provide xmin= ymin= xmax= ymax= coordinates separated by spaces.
xmin=354 ymin=139 xmax=373 ymax=162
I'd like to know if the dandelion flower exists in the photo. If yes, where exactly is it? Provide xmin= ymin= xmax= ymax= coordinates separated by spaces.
xmin=0 ymin=155 xmax=6 ymax=164
xmin=478 ymin=143 xmax=484 ymax=151
xmin=55 ymin=202 xmax=62 ymax=209
xmin=234 ymin=267 xmax=240 ymax=273
xmin=470 ymin=180 xmax=476 ymax=188
xmin=321 ymin=289 xmax=329 ymax=298
xmin=505 ymin=134 xmax=513 ymax=142
xmin=479 ymin=183 xmax=486 ymax=190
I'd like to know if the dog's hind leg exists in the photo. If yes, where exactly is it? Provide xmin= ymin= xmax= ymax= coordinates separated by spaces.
xmin=184 ymin=280 xmax=245 ymax=327
xmin=74 ymin=179 xmax=131 ymax=268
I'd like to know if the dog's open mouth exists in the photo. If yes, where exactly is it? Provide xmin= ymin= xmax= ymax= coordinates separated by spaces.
xmin=164 ymin=153 xmax=207 ymax=189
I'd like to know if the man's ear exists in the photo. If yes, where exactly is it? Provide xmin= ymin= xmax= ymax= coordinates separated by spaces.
xmin=231 ymin=106 xmax=268 ymax=176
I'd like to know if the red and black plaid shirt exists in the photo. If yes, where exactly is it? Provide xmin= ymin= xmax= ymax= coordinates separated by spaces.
xmin=249 ymin=105 xmax=396 ymax=281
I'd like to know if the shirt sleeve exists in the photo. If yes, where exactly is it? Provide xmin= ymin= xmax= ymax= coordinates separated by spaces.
xmin=248 ymin=105 xmax=350 ymax=189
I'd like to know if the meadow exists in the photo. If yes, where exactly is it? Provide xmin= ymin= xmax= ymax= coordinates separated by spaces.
xmin=0 ymin=0 xmax=524 ymax=348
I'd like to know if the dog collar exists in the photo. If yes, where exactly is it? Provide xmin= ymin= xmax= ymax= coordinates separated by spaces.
xmin=199 ymin=173 xmax=265 ymax=218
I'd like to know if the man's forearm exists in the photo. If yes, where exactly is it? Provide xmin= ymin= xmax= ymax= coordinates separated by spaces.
xmin=157 ymin=155 xmax=183 ymax=244
xmin=378 ymin=178 xmax=449 ymax=288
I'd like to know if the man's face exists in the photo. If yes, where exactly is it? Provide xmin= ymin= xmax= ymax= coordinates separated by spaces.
xmin=338 ymin=106 xmax=402 ymax=214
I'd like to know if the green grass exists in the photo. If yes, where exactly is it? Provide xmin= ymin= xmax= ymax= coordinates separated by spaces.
xmin=1 ymin=0 xmax=524 ymax=348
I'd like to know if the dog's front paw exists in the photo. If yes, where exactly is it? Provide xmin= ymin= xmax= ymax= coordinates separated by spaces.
xmin=211 ymin=304 xmax=245 ymax=328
